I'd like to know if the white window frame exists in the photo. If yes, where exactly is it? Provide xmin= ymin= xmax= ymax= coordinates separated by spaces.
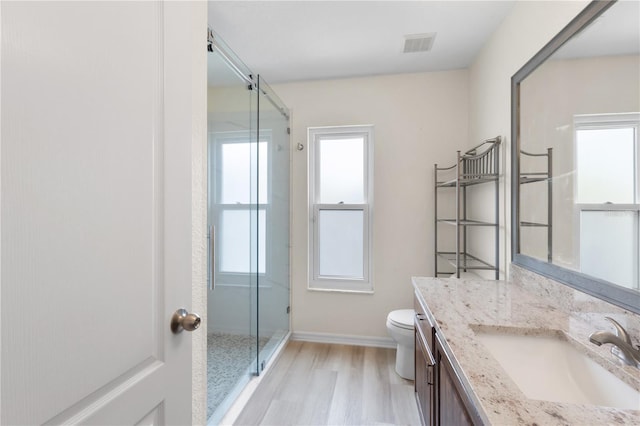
xmin=210 ymin=130 xmax=272 ymax=287
xmin=308 ymin=125 xmax=374 ymax=293
xmin=572 ymin=113 xmax=639 ymax=289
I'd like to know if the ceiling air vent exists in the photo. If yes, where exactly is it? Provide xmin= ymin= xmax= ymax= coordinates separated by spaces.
xmin=403 ymin=33 xmax=436 ymax=53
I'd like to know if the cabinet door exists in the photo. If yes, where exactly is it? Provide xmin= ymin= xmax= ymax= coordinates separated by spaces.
xmin=435 ymin=335 xmax=475 ymax=426
xmin=415 ymin=325 xmax=435 ymax=426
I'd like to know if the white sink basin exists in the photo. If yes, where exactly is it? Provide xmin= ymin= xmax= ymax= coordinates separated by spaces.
xmin=474 ymin=328 xmax=640 ymax=409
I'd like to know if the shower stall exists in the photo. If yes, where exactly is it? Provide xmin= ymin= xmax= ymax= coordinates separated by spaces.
xmin=206 ymin=30 xmax=291 ymax=423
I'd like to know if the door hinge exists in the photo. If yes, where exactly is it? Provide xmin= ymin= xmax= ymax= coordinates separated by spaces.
xmin=261 ymin=361 xmax=266 ymax=371
xmin=287 ymin=127 xmax=291 ymax=135
xmin=286 ymin=306 xmax=291 ymax=314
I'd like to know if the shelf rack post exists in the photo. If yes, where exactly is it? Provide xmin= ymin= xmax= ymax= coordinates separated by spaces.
xmin=455 ymin=151 xmax=461 ymax=278
xmin=434 ymin=163 xmax=439 ymax=277
xmin=494 ymin=140 xmax=500 ymax=279
xmin=547 ymin=147 xmax=553 ymax=263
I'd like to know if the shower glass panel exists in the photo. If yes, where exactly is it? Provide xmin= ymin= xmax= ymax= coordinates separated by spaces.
xmin=207 ymin=38 xmax=258 ymax=423
xmin=256 ymin=76 xmax=290 ymax=371
xmin=206 ymin=32 xmax=291 ymax=425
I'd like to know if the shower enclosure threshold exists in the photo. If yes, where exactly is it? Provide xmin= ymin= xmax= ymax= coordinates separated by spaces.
xmin=207 ymin=330 xmax=290 ymax=426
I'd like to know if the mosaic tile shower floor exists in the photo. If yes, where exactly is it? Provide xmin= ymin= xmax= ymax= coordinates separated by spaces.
xmin=207 ymin=332 xmax=269 ymax=420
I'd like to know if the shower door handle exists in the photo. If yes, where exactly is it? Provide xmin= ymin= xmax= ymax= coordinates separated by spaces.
xmin=209 ymin=225 xmax=215 ymax=291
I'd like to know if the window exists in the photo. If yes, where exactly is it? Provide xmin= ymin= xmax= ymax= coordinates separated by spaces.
xmin=211 ymin=132 xmax=269 ymax=285
xmin=576 ymin=125 xmax=635 ymax=204
xmin=308 ymin=126 xmax=374 ymax=292
xmin=574 ymin=113 xmax=639 ymax=290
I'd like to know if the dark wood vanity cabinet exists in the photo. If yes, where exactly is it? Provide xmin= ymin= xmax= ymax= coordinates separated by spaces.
xmin=414 ymin=294 xmax=482 ymax=426
xmin=414 ymin=296 xmax=436 ymax=425
xmin=415 ymin=323 xmax=435 ymax=425
xmin=435 ymin=333 xmax=476 ymax=425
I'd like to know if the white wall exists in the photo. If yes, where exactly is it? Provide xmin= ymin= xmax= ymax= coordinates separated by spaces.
xmin=205 ymin=0 xmax=599 ymax=343
xmin=467 ymin=0 xmax=591 ymax=276
xmin=273 ymin=71 xmax=469 ymax=339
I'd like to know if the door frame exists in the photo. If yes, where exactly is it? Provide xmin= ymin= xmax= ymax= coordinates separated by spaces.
xmin=187 ymin=2 xmax=208 ymax=424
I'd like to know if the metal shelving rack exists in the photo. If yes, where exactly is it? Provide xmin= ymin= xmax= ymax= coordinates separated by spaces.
xmin=435 ymin=137 xmax=501 ymax=279
xmin=519 ymin=148 xmax=553 ymax=262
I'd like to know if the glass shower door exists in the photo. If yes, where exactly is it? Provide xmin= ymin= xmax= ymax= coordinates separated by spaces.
xmin=206 ymin=42 xmax=259 ymax=423
xmin=256 ymin=76 xmax=291 ymax=371
xmin=206 ymin=30 xmax=291 ymax=424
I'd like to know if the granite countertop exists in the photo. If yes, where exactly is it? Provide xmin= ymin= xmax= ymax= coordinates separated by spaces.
xmin=412 ymin=276 xmax=640 ymax=425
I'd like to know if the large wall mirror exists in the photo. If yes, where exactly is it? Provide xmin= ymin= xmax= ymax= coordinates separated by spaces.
xmin=511 ymin=0 xmax=640 ymax=313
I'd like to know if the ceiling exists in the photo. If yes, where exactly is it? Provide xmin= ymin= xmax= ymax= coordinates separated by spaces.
xmin=207 ymin=1 xmax=516 ymax=85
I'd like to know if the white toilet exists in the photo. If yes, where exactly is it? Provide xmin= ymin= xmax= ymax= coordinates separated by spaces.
xmin=386 ymin=309 xmax=415 ymax=380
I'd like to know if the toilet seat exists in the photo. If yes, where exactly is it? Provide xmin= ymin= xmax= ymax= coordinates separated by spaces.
xmin=387 ymin=309 xmax=414 ymax=330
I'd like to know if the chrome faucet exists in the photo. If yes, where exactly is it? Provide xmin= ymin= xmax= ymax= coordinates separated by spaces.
xmin=589 ymin=317 xmax=640 ymax=369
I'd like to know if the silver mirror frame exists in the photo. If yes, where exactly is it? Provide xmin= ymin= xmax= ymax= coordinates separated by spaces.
xmin=511 ymin=0 xmax=640 ymax=314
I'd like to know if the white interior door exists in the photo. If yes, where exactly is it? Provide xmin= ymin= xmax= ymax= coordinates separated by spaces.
xmin=0 ymin=2 xmax=204 ymax=424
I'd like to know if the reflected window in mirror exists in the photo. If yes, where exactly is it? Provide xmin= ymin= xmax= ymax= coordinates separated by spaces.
xmin=512 ymin=0 xmax=640 ymax=313
xmin=574 ymin=114 xmax=639 ymax=290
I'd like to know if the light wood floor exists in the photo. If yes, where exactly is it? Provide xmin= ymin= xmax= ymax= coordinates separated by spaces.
xmin=234 ymin=340 xmax=421 ymax=426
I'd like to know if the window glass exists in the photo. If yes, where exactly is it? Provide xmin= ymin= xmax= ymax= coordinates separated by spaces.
xmin=576 ymin=128 xmax=635 ymax=204
xmin=319 ymin=137 xmax=364 ymax=204
xmin=318 ymin=209 xmax=364 ymax=278
xmin=221 ymin=141 xmax=268 ymax=204
xmin=220 ymin=210 xmax=265 ymax=274
xmin=580 ymin=210 xmax=637 ymax=289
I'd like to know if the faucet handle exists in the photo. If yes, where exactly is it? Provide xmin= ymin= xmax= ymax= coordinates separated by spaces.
xmin=604 ymin=317 xmax=632 ymax=345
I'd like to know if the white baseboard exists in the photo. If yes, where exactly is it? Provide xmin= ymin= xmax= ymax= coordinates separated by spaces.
xmin=291 ymin=331 xmax=396 ymax=349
